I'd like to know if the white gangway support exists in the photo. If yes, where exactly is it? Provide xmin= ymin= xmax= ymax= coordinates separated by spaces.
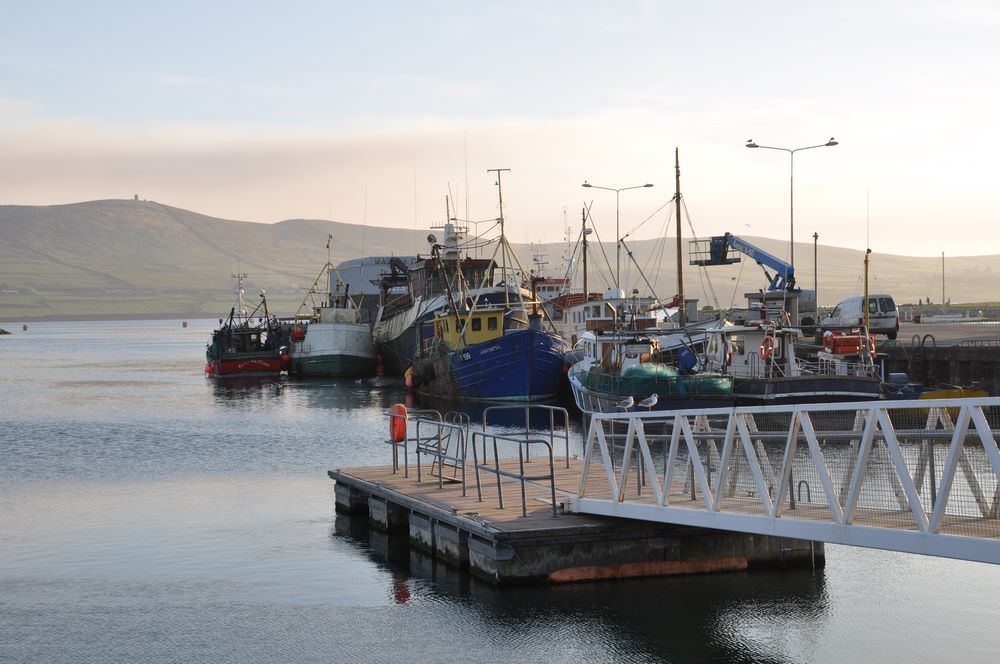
xmin=569 ymin=397 xmax=1000 ymax=565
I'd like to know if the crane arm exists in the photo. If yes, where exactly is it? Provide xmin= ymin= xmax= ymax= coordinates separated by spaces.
xmin=690 ymin=233 xmax=795 ymax=291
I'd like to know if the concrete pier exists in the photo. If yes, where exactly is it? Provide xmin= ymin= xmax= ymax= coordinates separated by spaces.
xmin=329 ymin=459 xmax=822 ymax=585
xmin=881 ymin=342 xmax=1000 ymax=394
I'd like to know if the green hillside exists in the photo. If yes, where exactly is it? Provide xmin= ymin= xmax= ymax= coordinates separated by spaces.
xmin=1 ymin=199 xmax=995 ymax=321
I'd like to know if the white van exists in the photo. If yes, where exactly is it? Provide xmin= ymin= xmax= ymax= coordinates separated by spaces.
xmin=821 ymin=294 xmax=899 ymax=339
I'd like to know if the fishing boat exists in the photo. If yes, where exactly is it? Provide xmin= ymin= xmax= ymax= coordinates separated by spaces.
xmin=410 ymin=288 xmax=569 ymax=401
xmin=371 ymin=219 xmax=496 ymax=376
xmin=286 ymin=235 xmax=377 ymax=378
xmin=205 ymin=272 xmax=288 ymax=378
xmin=568 ymin=323 xmax=734 ymax=414
xmin=407 ymin=170 xmax=569 ymax=402
xmin=701 ymin=323 xmax=883 ymax=404
xmin=567 ymin=148 xmax=734 ymax=415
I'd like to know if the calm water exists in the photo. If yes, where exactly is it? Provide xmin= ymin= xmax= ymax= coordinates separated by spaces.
xmin=1 ymin=320 xmax=998 ymax=663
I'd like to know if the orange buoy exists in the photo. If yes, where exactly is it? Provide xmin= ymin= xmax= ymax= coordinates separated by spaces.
xmin=389 ymin=403 xmax=408 ymax=442
xmin=404 ymin=367 xmax=414 ymax=388
xmin=760 ymin=336 xmax=774 ymax=361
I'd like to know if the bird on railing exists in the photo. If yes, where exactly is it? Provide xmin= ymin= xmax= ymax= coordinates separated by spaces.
xmin=637 ymin=393 xmax=658 ymax=411
xmin=616 ymin=396 xmax=634 ymax=412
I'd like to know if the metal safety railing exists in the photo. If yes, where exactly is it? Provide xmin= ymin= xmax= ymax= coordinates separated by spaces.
xmin=482 ymin=404 xmax=571 ymax=469
xmin=384 ymin=407 xmax=441 ymax=478
xmin=383 ymin=403 xmax=570 ymax=518
xmin=472 ymin=430 xmax=558 ymax=518
xmin=570 ymin=397 xmax=1000 ymax=564
xmin=416 ymin=412 xmax=471 ymax=494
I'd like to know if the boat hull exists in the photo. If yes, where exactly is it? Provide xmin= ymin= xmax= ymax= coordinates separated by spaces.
xmin=568 ymin=366 xmax=735 ymax=415
xmin=411 ymin=328 xmax=568 ymax=402
xmin=289 ymin=322 xmax=377 ymax=378
xmin=733 ymin=375 xmax=883 ymax=405
xmin=207 ymin=352 xmax=284 ymax=377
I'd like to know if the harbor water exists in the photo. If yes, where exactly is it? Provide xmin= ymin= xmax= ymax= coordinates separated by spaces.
xmin=2 ymin=320 xmax=999 ymax=663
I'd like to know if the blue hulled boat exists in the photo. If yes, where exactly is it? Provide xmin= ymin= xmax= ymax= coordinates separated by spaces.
xmin=407 ymin=170 xmax=568 ymax=402
xmin=410 ymin=302 xmax=568 ymax=401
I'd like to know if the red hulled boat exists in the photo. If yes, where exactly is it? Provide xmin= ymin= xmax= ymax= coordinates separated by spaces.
xmin=205 ymin=274 xmax=289 ymax=378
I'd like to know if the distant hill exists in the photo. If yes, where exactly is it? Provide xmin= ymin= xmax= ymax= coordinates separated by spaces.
xmin=1 ymin=199 xmax=996 ymax=320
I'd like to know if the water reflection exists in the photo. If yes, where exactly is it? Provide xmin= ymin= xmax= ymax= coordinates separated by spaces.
xmin=332 ymin=512 xmax=829 ymax=663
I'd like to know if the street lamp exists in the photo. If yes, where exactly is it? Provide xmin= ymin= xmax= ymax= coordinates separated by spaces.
xmin=580 ymin=181 xmax=654 ymax=290
xmin=745 ymin=137 xmax=838 ymax=269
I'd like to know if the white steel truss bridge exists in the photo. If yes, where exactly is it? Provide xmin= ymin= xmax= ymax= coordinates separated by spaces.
xmin=565 ymin=398 xmax=1000 ymax=564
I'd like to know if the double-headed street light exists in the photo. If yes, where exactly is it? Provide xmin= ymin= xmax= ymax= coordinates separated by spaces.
xmin=746 ymin=138 xmax=838 ymax=270
xmin=580 ymin=181 xmax=654 ymax=290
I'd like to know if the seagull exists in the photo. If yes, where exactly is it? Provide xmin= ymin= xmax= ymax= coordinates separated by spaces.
xmin=616 ymin=395 xmax=634 ymax=411
xmin=637 ymin=393 xmax=659 ymax=411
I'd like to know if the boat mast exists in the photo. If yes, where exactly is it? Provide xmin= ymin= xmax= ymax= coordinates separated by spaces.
xmin=675 ymin=148 xmax=685 ymax=326
xmin=326 ymin=234 xmax=335 ymax=307
xmin=232 ymin=260 xmax=248 ymax=321
xmin=864 ymin=248 xmax=871 ymax=331
xmin=941 ymin=251 xmax=945 ymax=309
xmin=487 ymin=168 xmax=511 ymax=306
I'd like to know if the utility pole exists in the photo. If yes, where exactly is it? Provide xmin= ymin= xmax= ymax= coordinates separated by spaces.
xmin=581 ymin=207 xmax=589 ymax=300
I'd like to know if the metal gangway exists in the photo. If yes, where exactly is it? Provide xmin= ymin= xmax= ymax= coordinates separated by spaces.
xmin=566 ymin=397 xmax=1000 ymax=564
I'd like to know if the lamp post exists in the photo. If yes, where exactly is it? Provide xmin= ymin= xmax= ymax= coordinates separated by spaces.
xmin=813 ymin=231 xmax=819 ymax=308
xmin=745 ymin=138 xmax=838 ymax=270
xmin=580 ymin=181 xmax=654 ymax=291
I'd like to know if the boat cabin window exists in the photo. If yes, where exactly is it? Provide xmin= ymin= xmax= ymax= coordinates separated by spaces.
xmin=487 ymin=316 xmax=498 ymax=331
xmin=731 ymin=335 xmax=746 ymax=355
xmin=472 ymin=318 xmax=482 ymax=332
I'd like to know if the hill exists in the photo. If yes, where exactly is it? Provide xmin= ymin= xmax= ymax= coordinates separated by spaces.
xmin=0 ymin=199 xmax=995 ymax=320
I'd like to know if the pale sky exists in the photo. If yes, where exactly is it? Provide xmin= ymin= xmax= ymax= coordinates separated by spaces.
xmin=2 ymin=1 xmax=999 ymax=257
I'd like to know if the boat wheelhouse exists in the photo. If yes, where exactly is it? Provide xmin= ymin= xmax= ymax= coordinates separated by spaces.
xmin=702 ymin=323 xmax=883 ymax=404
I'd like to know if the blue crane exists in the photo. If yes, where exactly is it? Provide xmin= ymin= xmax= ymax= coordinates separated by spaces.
xmin=690 ymin=233 xmax=796 ymax=291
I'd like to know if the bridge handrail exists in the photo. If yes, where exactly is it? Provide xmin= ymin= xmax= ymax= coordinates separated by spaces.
xmin=572 ymin=397 xmax=1000 ymax=564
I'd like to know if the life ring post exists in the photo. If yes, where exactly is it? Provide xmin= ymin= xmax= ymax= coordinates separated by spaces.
xmin=388 ymin=403 xmax=409 ymax=477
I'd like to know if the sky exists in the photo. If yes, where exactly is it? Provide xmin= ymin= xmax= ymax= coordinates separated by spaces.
xmin=2 ymin=1 xmax=999 ymax=257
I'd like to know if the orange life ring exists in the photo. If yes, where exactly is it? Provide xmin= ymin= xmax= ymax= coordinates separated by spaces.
xmin=389 ymin=403 xmax=408 ymax=442
xmin=760 ymin=336 xmax=775 ymax=361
